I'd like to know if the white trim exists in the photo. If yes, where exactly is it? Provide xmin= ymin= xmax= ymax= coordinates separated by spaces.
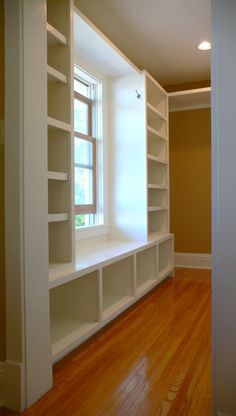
xmin=0 ymin=119 xmax=4 ymax=145
xmin=174 ymin=252 xmax=212 ymax=269
xmin=169 ymin=103 xmax=211 ymax=112
xmin=4 ymin=360 xmax=24 ymax=411
xmin=0 ymin=362 xmax=5 ymax=406
xmin=76 ymin=224 xmax=109 ymax=240
xmin=168 ymin=87 xmax=211 ymax=97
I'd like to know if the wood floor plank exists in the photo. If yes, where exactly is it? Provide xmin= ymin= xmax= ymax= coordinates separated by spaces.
xmin=0 ymin=268 xmax=211 ymax=415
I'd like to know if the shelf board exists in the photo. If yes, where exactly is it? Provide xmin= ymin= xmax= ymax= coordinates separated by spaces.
xmin=168 ymin=87 xmax=211 ymax=112
xmin=147 ymin=102 xmax=167 ymax=121
xmin=136 ymin=279 xmax=157 ymax=296
xmin=52 ymin=319 xmax=98 ymax=361
xmin=148 ymin=184 xmax=167 ymax=190
xmin=103 ymin=294 xmax=134 ymax=320
xmin=48 ymin=213 xmax=69 ymax=223
xmin=148 ymin=231 xmax=169 ymax=241
xmin=158 ymin=266 xmax=173 ymax=282
xmin=147 ymin=126 xmax=167 ymax=141
xmin=47 ymin=23 xmax=67 ymax=47
xmin=48 ymin=171 xmax=68 ymax=181
xmin=47 ymin=65 xmax=67 ymax=84
xmin=147 ymin=154 xmax=168 ymax=164
xmin=144 ymin=70 xmax=167 ymax=95
xmin=47 ymin=116 xmax=71 ymax=132
xmin=148 ymin=206 xmax=168 ymax=212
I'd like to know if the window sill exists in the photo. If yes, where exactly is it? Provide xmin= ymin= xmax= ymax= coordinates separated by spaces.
xmin=76 ymin=224 xmax=109 ymax=240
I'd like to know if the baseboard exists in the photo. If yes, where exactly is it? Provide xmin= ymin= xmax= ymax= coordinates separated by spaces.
xmin=174 ymin=252 xmax=212 ymax=269
xmin=0 ymin=361 xmax=5 ymax=407
xmin=0 ymin=119 xmax=4 ymax=145
xmin=4 ymin=360 xmax=25 ymax=411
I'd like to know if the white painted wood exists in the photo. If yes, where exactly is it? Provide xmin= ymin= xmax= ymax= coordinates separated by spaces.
xmin=4 ymin=361 xmax=24 ymax=411
xmin=148 ymin=211 xmax=168 ymax=236
xmin=0 ymin=119 xmax=4 ymax=145
xmin=148 ymin=160 xmax=167 ymax=187
xmin=159 ymin=237 xmax=173 ymax=274
xmin=47 ymin=22 xmax=67 ymax=46
xmin=109 ymin=72 xmax=147 ymax=241
xmin=169 ymin=87 xmax=211 ymax=112
xmin=147 ymin=125 xmax=166 ymax=141
xmin=47 ymin=65 xmax=67 ymax=84
xmin=148 ymin=129 xmax=167 ymax=160
xmin=48 ymin=128 xmax=69 ymax=173
xmin=48 ymin=213 xmax=69 ymax=222
xmin=158 ymin=266 xmax=173 ymax=282
xmin=146 ymin=73 xmax=167 ymax=116
xmin=50 ymin=271 xmax=99 ymax=345
xmin=47 ymin=0 xmax=74 ymax=276
xmin=147 ymin=102 xmax=167 ymax=121
xmin=147 ymin=154 xmax=168 ymax=164
xmin=48 ymin=83 xmax=70 ymax=124
xmin=49 ymin=235 xmax=173 ymax=288
xmin=148 ymin=188 xmax=167 ymax=208
xmin=5 ymin=1 xmax=52 ymax=410
xmin=148 ymin=184 xmax=167 ymax=190
xmin=102 ymin=256 xmax=134 ymax=314
xmin=48 ymin=171 xmax=68 ymax=180
xmin=148 ymin=206 xmax=167 ymax=212
xmin=0 ymin=362 xmax=5 ymax=406
xmin=212 ymin=1 xmax=236 ymax=415
xmin=74 ymin=9 xmax=139 ymax=78
xmin=174 ymin=253 xmax=212 ymax=269
xmin=47 ymin=116 xmax=71 ymax=132
xmin=48 ymin=180 xmax=69 ymax=214
xmin=52 ymin=246 xmax=172 ymax=362
xmin=136 ymin=246 xmax=157 ymax=289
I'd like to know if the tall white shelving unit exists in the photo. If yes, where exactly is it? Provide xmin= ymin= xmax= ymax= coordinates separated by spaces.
xmin=47 ymin=9 xmax=174 ymax=364
xmin=47 ymin=0 xmax=75 ymax=272
xmin=3 ymin=1 xmax=174 ymax=411
xmin=145 ymin=72 xmax=169 ymax=239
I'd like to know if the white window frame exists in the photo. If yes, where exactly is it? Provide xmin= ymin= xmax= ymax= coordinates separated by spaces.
xmin=74 ymin=65 xmax=108 ymax=239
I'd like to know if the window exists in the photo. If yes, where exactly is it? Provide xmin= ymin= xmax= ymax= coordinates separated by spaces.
xmin=74 ymin=67 xmax=104 ymax=230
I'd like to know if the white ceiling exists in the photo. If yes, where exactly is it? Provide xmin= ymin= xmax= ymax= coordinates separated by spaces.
xmin=74 ymin=0 xmax=211 ymax=87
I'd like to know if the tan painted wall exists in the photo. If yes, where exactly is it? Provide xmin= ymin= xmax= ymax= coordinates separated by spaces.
xmin=0 ymin=0 xmax=5 ymax=361
xmin=169 ymin=108 xmax=211 ymax=254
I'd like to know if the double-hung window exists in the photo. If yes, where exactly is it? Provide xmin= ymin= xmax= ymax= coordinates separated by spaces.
xmin=74 ymin=73 xmax=96 ymax=226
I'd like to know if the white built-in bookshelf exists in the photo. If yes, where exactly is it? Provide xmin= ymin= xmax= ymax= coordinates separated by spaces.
xmin=145 ymin=72 xmax=169 ymax=239
xmin=46 ymin=4 xmax=174 ymax=364
xmin=47 ymin=0 xmax=74 ymax=269
xmin=4 ymin=1 xmax=175 ymax=409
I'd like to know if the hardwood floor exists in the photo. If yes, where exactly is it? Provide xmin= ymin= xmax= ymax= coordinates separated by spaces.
xmin=0 ymin=268 xmax=211 ymax=416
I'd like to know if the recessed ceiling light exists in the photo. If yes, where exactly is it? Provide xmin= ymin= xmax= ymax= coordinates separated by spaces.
xmin=197 ymin=41 xmax=211 ymax=51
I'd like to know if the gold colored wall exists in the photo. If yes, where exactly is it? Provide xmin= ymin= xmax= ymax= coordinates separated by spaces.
xmin=169 ymin=108 xmax=211 ymax=253
xmin=0 ymin=0 xmax=5 ymax=361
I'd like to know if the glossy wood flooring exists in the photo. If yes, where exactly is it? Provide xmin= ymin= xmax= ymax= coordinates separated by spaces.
xmin=1 ymin=268 xmax=211 ymax=416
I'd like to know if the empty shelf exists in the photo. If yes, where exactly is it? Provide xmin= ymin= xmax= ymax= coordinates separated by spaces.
xmin=47 ymin=65 xmax=67 ymax=84
xmin=48 ymin=213 xmax=69 ymax=222
xmin=47 ymin=23 xmax=67 ymax=47
xmin=48 ymin=171 xmax=68 ymax=181
xmin=47 ymin=117 xmax=71 ymax=132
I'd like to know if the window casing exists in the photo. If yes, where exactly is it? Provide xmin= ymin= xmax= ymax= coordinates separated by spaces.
xmin=74 ymin=80 xmax=96 ymax=216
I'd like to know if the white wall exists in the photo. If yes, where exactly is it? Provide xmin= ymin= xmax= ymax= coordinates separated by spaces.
xmin=212 ymin=0 xmax=236 ymax=414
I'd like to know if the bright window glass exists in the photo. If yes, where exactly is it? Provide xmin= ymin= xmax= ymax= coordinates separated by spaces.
xmin=74 ymin=99 xmax=89 ymax=135
xmin=75 ymin=137 xmax=93 ymax=167
xmin=75 ymin=166 xmax=93 ymax=205
xmin=74 ymin=78 xmax=89 ymax=97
